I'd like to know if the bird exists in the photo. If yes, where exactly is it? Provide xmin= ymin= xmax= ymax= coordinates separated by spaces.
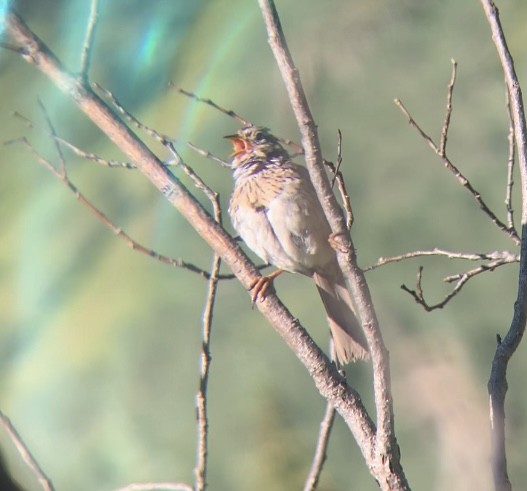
xmin=225 ymin=126 xmax=369 ymax=364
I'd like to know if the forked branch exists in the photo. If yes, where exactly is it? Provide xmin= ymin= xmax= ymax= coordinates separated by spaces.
xmin=479 ymin=1 xmax=527 ymax=490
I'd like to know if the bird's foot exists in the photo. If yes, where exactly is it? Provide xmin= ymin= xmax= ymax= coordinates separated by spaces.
xmin=328 ymin=232 xmax=351 ymax=254
xmin=249 ymin=269 xmax=283 ymax=303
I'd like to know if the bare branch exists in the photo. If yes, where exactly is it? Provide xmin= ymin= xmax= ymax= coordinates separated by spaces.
xmin=174 ymin=85 xmax=251 ymax=126
xmin=332 ymin=129 xmax=343 ymax=187
xmin=303 ymin=402 xmax=336 ymax=491
xmin=402 ymin=266 xmax=468 ymax=311
xmin=79 ymin=0 xmax=99 ymax=80
xmin=37 ymin=98 xmax=67 ymax=175
xmin=185 ymin=141 xmax=230 ymax=168
xmin=12 ymin=110 xmax=136 ymax=168
xmin=439 ymin=59 xmax=457 ymax=156
xmin=401 ymin=253 xmax=515 ymax=311
xmin=257 ymin=1 xmax=407 ymax=489
xmin=195 ymin=252 xmax=221 ymax=491
xmin=7 ymin=136 xmax=227 ymax=280
xmin=505 ymin=88 xmax=517 ymax=232
xmin=324 ymin=159 xmax=353 ymax=231
xmin=443 ymin=256 xmax=515 ymax=282
xmin=174 ymin=86 xmax=304 ymax=155
xmin=324 ymin=130 xmax=354 ymax=231
xmin=480 ymin=1 xmax=527 ymax=490
xmin=0 ymin=409 xmax=55 ymax=491
xmin=195 ymin=183 xmax=222 ymax=491
xmin=56 ymin=137 xmax=135 ymax=168
xmin=365 ymin=248 xmax=518 ymax=272
xmin=479 ymin=2 xmax=527 ymax=218
xmin=323 ymin=159 xmax=354 ymax=231
xmin=395 ymin=97 xmax=520 ymax=245
xmin=94 ymin=82 xmax=230 ymax=168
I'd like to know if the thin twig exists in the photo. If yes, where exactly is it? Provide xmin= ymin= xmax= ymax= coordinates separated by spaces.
xmin=12 ymin=110 xmax=136 ymax=168
xmin=37 ymin=98 xmax=66 ymax=175
xmin=194 ymin=255 xmax=221 ymax=491
xmin=174 ymin=85 xmax=251 ymax=126
xmin=7 ymin=136 xmax=236 ymax=280
xmin=303 ymin=402 xmax=336 ymax=491
xmin=400 ymin=266 xmax=466 ymax=311
xmin=12 ymin=109 xmax=233 ymax=281
xmin=335 ymin=131 xmax=355 ymax=229
xmin=186 ymin=141 xmax=230 ymax=168
xmin=0 ymin=409 xmax=55 ymax=491
xmin=439 ymin=59 xmax=457 ymax=156
xmin=94 ymin=82 xmax=230 ymax=169
xmin=395 ymin=97 xmax=520 ymax=245
xmin=324 ymin=159 xmax=353 ymax=231
xmin=401 ymin=252 xmax=515 ymax=311
xmin=194 ymin=176 xmax=222 ymax=491
xmin=332 ymin=129 xmax=343 ymax=187
xmin=57 ymin=137 xmax=135 ymax=168
xmin=504 ymin=88 xmax=517 ymax=232
xmin=365 ymin=248 xmax=518 ymax=272
xmin=325 ymin=131 xmax=353 ymax=229
xmin=79 ymin=0 xmax=99 ymax=80
xmin=400 ymin=266 xmax=465 ymax=311
xmin=175 ymin=86 xmax=305 ymax=155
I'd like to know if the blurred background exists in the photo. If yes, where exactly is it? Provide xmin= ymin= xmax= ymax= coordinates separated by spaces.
xmin=1 ymin=0 xmax=527 ymax=489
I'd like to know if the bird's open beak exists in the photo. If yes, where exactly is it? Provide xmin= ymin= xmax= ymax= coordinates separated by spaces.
xmin=224 ymin=134 xmax=249 ymax=156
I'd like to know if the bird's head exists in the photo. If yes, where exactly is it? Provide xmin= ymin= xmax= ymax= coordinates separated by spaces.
xmin=225 ymin=126 xmax=288 ymax=168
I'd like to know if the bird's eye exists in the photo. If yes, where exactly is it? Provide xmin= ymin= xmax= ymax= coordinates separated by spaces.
xmin=254 ymin=131 xmax=265 ymax=143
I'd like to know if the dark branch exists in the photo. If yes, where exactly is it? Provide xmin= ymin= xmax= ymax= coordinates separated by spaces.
xmin=480 ymin=1 xmax=527 ymax=490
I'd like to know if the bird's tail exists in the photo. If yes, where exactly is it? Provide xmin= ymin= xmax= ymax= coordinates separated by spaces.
xmin=313 ymin=270 xmax=369 ymax=364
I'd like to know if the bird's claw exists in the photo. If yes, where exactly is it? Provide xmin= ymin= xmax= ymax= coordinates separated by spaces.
xmin=249 ymin=269 xmax=283 ymax=303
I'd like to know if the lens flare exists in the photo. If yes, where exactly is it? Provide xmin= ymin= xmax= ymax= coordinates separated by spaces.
xmin=179 ymin=6 xmax=256 ymax=139
xmin=0 ymin=0 xmax=11 ymax=37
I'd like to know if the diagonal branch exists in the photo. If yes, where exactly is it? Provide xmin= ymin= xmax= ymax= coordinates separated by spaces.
xmin=8 ymin=135 xmax=223 ymax=279
xmin=174 ymin=86 xmax=251 ymax=126
xmin=94 ymin=82 xmax=229 ymax=168
xmin=257 ymin=1 xmax=406 ymax=489
xmin=4 ymin=6 xmax=378 ymax=472
xmin=0 ymin=409 xmax=55 ymax=491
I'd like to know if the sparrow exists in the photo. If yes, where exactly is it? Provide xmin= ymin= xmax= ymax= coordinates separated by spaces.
xmin=225 ymin=126 xmax=369 ymax=364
